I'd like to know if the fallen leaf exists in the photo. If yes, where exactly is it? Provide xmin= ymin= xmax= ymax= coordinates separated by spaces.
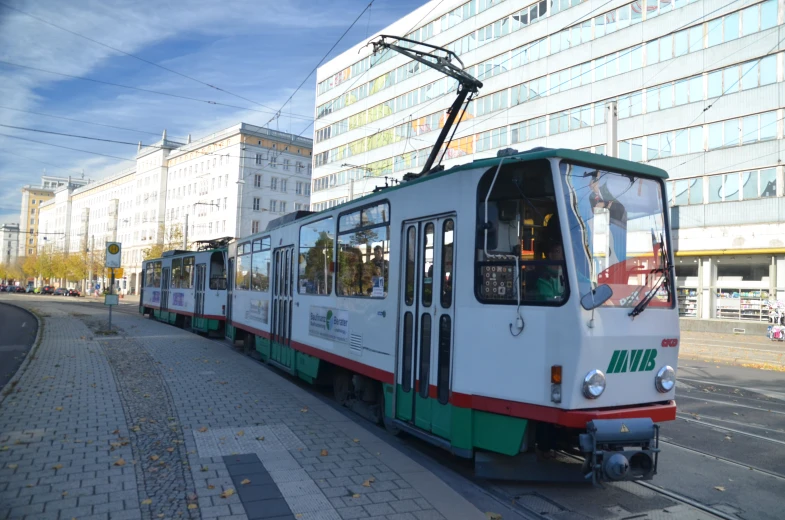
xmin=52 ymin=464 xmax=63 ymax=470
xmin=139 ymin=418 xmax=147 ymax=423
xmin=220 ymin=489 xmax=235 ymax=499
xmin=352 ymin=493 xmax=361 ymax=498
xmin=198 ymin=427 xmax=208 ymax=433
xmin=0 ymin=446 xmax=7 ymax=451
xmin=724 ymin=436 xmax=732 ymax=441
xmin=143 ymin=394 xmax=150 ymax=398
xmin=240 ymin=479 xmax=251 ymax=485
xmin=114 ymin=458 xmax=126 ymax=466
xmin=61 ymin=491 xmax=68 ymax=496
xmin=353 ymin=438 xmax=360 ymax=443
xmin=158 ymin=515 xmax=165 ymax=518
xmin=207 ymin=485 xmax=215 ymax=490
xmin=300 ymin=407 xmax=308 ymax=413
xmin=187 ymin=504 xmax=198 ymax=510
xmin=200 ymin=466 xmax=209 ymax=472
xmin=150 ymin=455 xmax=159 ymax=461
xmin=714 ymin=486 xmax=726 ymax=492
xmin=368 ymin=477 xmax=375 ymax=483
xmin=8 ymin=464 xmax=18 ymax=469
xmin=320 ymin=449 xmax=328 ymax=456
xmin=141 ymin=498 xmax=152 ymax=505
xmin=486 ymin=513 xmax=502 ymax=520
xmin=733 ymin=412 xmax=739 ymax=416
xmin=166 ymin=447 xmax=175 ymax=453
xmin=55 ymin=407 xmax=63 ymax=411
xmin=256 ymin=436 xmax=265 ymax=441
xmin=187 ymin=493 xmax=198 ymax=501
xmin=362 ymin=480 xmax=371 ymax=487
xmin=236 ymin=430 xmax=244 ymax=437
xmin=131 ymin=426 xmax=141 ymax=432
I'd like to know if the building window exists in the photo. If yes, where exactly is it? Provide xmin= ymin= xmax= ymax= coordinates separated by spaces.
xmin=254 ymin=174 xmax=261 ymax=187
xmin=296 ymin=182 xmax=303 ymax=195
xmin=252 ymin=220 xmax=260 ymax=234
xmin=305 ymin=184 xmax=311 ymax=196
xmin=280 ymin=201 xmax=287 ymax=213
xmin=256 ymin=153 xmax=262 ymax=165
xmin=270 ymin=177 xmax=278 ymax=191
xmin=223 ymin=197 xmax=227 ymax=210
xmin=270 ymin=156 xmax=277 ymax=168
xmin=280 ymin=179 xmax=287 ymax=192
xmin=284 ymin=159 xmax=290 ymax=170
xmin=270 ymin=200 xmax=277 ymax=212
xmin=253 ymin=197 xmax=260 ymax=211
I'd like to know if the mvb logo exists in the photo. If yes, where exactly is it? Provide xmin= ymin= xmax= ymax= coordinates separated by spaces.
xmin=607 ymin=349 xmax=658 ymax=374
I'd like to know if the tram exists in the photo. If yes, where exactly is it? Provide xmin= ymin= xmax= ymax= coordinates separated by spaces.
xmin=140 ymin=239 xmax=229 ymax=335
xmin=224 ymin=147 xmax=679 ymax=483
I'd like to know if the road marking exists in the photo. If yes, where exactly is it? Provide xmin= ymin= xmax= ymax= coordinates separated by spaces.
xmin=676 ymin=415 xmax=785 ymax=447
xmin=678 ymin=377 xmax=785 ymax=401
xmin=676 ymin=394 xmax=785 ymax=416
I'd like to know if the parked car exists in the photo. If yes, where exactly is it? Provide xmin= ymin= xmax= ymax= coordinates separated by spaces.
xmin=54 ymin=288 xmax=69 ymax=296
xmin=68 ymin=289 xmax=81 ymax=297
xmin=3 ymin=286 xmax=12 ymax=292
xmin=41 ymin=286 xmax=55 ymax=295
xmin=13 ymin=286 xmax=25 ymax=293
xmin=25 ymin=286 xmax=36 ymax=293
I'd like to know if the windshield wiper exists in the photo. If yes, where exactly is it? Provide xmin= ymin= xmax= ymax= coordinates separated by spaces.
xmin=629 ymin=234 xmax=671 ymax=319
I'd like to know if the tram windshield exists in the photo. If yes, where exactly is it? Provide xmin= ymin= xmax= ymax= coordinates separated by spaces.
xmin=559 ymin=162 xmax=672 ymax=310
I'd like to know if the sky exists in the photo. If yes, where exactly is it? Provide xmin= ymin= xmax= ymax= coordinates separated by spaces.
xmin=0 ymin=0 xmax=426 ymax=225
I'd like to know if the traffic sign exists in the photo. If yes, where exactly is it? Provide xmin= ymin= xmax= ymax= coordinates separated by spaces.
xmin=106 ymin=242 xmax=121 ymax=268
xmin=106 ymin=267 xmax=124 ymax=278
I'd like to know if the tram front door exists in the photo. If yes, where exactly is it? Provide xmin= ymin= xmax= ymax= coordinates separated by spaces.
xmin=395 ymin=215 xmax=456 ymax=440
xmin=161 ymin=267 xmax=171 ymax=314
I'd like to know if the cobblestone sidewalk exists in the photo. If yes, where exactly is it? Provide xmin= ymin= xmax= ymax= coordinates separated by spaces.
xmin=0 ymin=302 xmax=484 ymax=520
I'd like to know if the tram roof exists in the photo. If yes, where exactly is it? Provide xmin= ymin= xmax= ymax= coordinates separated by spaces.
xmin=266 ymin=148 xmax=668 ymax=231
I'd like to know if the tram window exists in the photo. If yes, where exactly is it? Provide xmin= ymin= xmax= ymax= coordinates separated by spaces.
xmin=422 ymin=223 xmax=434 ymax=306
xmin=405 ymin=226 xmax=416 ymax=306
xmin=298 ymin=217 xmax=335 ymax=295
xmin=419 ymin=314 xmax=432 ymax=399
xmin=145 ymin=264 xmax=154 ymax=288
xmin=475 ymin=161 xmax=568 ymax=305
xmin=436 ymin=315 xmax=451 ymax=405
xmin=337 ymin=202 xmax=390 ymax=298
xmin=171 ymin=258 xmax=182 ymax=288
xmin=209 ymin=251 xmax=226 ymax=290
xmin=235 ymin=246 xmax=251 ymax=291
xmin=153 ymin=261 xmax=162 ymax=288
xmin=402 ymin=312 xmax=414 ymax=392
xmin=251 ymin=237 xmax=271 ymax=292
xmin=440 ymin=219 xmax=454 ymax=308
xmin=182 ymin=256 xmax=194 ymax=289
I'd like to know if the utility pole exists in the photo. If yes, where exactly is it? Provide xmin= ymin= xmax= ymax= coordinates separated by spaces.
xmin=606 ymin=101 xmax=618 ymax=157
xmin=88 ymin=235 xmax=94 ymax=295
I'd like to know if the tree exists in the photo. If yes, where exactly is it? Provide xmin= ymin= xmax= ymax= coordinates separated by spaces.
xmin=51 ymin=252 xmax=68 ymax=283
xmin=66 ymin=253 xmax=89 ymax=282
xmin=22 ymin=253 xmax=39 ymax=280
xmin=142 ymin=224 xmax=184 ymax=260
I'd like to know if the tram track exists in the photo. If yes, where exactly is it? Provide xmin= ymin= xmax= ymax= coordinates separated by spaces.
xmin=675 ymin=413 xmax=785 ymax=446
xmin=659 ymin=438 xmax=785 ymax=483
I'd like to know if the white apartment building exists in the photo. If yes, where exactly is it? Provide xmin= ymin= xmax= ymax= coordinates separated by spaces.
xmin=1 ymin=223 xmax=19 ymax=266
xmin=18 ymin=175 xmax=90 ymax=257
xmin=312 ymin=0 xmax=785 ymax=326
xmin=35 ymin=123 xmax=312 ymax=293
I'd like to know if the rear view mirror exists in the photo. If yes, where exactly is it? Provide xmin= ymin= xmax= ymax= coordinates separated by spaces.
xmin=581 ymin=284 xmax=613 ymax=310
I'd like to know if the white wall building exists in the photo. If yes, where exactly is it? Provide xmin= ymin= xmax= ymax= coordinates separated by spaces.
xmin=35 ymin=123 xmax=312 ymax=294
xmin=312 ymin=0 xmax=785 ymax=325
xmin=1 ymin=223 xmax=19 ymax=267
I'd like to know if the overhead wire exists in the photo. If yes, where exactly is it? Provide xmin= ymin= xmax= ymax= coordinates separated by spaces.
xmin=0 ymin=132 xmax=134 ymax=161
xmin=0 ymin=0 xmax=280 ymax=113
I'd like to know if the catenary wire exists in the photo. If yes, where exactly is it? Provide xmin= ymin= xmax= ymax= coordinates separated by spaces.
xmin=0 ymin=132 xmax=134 ymax=161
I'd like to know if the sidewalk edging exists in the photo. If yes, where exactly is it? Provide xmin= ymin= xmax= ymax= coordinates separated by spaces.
xmin=0 ymin=303 xmax=42 ymax=407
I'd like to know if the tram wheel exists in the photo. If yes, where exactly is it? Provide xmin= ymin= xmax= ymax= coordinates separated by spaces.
xmin=333 ymin=369 xmax=353 ymax=406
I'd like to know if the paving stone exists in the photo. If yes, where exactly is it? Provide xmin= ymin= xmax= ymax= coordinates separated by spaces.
xmin=390 ymin=499 xmax=421 ymax=513
xmin=413 ymin=510 xmax=446 ymax=520
xmin=242 ymin=497 xmax=292 ymax=519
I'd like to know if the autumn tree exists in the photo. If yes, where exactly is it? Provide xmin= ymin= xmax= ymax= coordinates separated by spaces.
xmin=143 ymin=223 xmax=184 ymax=260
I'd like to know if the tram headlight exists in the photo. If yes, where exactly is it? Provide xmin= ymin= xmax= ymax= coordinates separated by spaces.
xmin=582 ymin=370 xmax=606 ymax=399
xmin=655 ymin=365 xmax=675 ymax=393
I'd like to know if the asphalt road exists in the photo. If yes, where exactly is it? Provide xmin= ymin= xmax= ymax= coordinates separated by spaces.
xmin=0 ymin=301 xmax=38 ymax=390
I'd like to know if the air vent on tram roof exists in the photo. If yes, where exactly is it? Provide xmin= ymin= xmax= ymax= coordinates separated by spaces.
xmin=264 ymin=210 xmax=315 ymax=231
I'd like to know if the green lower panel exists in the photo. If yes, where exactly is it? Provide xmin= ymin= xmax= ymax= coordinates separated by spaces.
xmin=207 ymin=319 xmax=220 ymax=331
xmin=295 ymin=351 xmax=320 ymax=384
xmin=255 ymin=336 xmax=271 ymax=361
xmin=225 ymin=324 xmax=237 ymax=341
xmin=193 ymin=317 xmax=207 ymax=331
xmin=271 ymin=342 xmax=281 ymax=364
xmin=414 ymin=394 xmax=432 ymax=431
xmin=168 ymin=312 xmax=177 ymax=324
xmin=154 ymin=310 xmax=161 ymax=320
xmin=395 ymin=385 xmax=414 ymax=422
xmin=392 ymin=385 xmax=527 ymax=456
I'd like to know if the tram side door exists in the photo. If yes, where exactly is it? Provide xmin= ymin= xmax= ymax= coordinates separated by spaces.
xmin=225 ymin=256 xmax=235 ymax=339
xmin=194 ymin=264 xmax=206 ymax=319
xmin=396 ymin=215 xmax=457 ymax=439
xmin=161 ymin=267 xmax=171 ymax=312
xmin=271 ymin=246 xmax=294 ymax=369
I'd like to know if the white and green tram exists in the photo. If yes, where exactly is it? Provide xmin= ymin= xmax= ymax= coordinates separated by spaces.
xmin=226 ymin=147 xmax=678 ymax=483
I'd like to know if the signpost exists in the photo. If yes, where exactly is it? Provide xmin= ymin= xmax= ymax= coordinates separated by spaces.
xmin=105 ymin=242 xmax=121 ymax=330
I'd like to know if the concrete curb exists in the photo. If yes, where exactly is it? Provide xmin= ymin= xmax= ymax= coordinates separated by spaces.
xmin=679 ymin=342 xmax=785 ymax=370
xmin=0 ymin=302 xmax=43 ymax=406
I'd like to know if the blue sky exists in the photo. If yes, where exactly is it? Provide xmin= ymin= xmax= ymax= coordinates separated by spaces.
xmin=0 ymin=0 xmax=426 ymax=225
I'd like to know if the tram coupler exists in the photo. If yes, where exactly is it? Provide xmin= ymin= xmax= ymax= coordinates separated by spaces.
xmin=579 ymin=418 xmax=660 ymax=485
